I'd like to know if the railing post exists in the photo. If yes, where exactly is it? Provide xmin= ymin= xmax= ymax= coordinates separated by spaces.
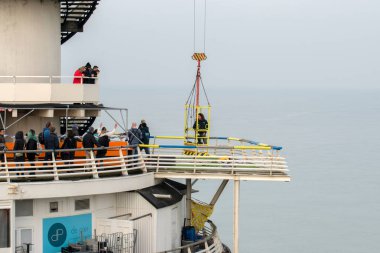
xmin=204 ymin=241 xmax=210 ymax=252
xmin=119 ymin=148 xmax=128 ymax=176
xmin=137 ymin=148 xmax=147 ymax=173
xmin=90 ymin=150 xmax=99 ymax=179
xmin=156 ymin=155 xmax=160 ymax=173
xmin=52 ymin=152 xmax=59 ymax=181
xmin=3 ymin=153 xmax=10 ymax=183
xmin=268 ymin=150 xmax=273 ymax=176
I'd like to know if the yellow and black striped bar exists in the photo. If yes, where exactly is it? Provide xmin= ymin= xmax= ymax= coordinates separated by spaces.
xmin=183 ymin=150 xmax=209 ymax=156
xmin=192 ymin=53 xmax=207 ymax=61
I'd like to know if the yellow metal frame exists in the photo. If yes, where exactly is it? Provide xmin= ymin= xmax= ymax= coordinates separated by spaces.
xmin=184 ymin=104 xmax=211 ymax=146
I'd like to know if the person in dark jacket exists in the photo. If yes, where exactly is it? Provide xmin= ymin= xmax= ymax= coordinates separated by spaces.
xmin=26 ymin=129 xmax=38 ymax=174
xmin=61 ymin=130 xmax=77 ymax=170
xmin=193 ymin=113 xmax=208 ymax=144
xmin=83 ymin=127 xmax=101 ymax=159
xmin=44 ymin=126 xmax=59 ymax=166
xmin=89 ymin=65 xmax=100 ymax=84
xmin=83 ymin=62 xmax=92 ymax=84
xmin=13 ymin=131 xmax=25 ymax=175
xmin=138 ymin=120 xmax=150 ymax=154
xmin=0 ymin=128 xmax=6 ymax=163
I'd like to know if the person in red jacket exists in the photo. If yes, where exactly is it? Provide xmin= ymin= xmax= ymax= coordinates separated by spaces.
xmin=73 ymin=66 xmax=85 ymax=84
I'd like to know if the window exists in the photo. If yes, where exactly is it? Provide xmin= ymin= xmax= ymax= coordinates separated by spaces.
xmin=15 ymin=228 xmax=33 ymax=252
xmin=0 ymin=209 xmax=10 ymax=248
xmin=15 ymin=200 xmax=33 ymax=217
xmin=75 ymin=199 xmax=90 ymax=211
xmin=50 ymin=202 xmax=58 ymax=213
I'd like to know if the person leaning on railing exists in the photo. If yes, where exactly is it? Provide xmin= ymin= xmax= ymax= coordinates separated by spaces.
xmin=73 ymin=66 xmax=85 ymax=84
xmin=89 ymin=65 xmax=100 ymax=84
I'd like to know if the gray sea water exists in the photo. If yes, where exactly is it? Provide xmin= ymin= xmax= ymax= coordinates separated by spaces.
xmin=100 ymin=86 xmax=380 ymax=253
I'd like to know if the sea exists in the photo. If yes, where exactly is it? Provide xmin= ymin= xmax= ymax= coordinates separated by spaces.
xmin=100 ymin=86 xmax=380 ymax=253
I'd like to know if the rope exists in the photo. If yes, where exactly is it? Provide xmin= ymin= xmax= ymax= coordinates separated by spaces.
xmin=185 ymin=81 xmax=196 ymax=105
xmin=193 ymin=0 xmax=207 ymax=53
xmin=193 ymin=0 xmax=196 ymax=52
xmin=203 ymin=0 xmax=207 ymax=52
xmin=200 ymin=76 xmax=210 ymax=105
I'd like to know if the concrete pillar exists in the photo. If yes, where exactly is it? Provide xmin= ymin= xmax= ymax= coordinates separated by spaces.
xmin=0 ymin=0 xmax=61 ymax=76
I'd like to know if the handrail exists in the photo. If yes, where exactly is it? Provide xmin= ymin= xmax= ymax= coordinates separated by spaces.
xmin=0 ymin=146 xmax=145 ymax=182
xmin=0 ymin=75 xmax=98 ymax=84
xmin=149 ymin=135 xmax=282 ymax=150
xmin=0 ymin=144 xmax=289 ymax=182
xmin=157 ymin=220 xmax=223 ymax=253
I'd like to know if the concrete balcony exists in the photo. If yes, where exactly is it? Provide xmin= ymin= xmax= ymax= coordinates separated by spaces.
xmin=0 ymin=76 xmax=99 ymax=104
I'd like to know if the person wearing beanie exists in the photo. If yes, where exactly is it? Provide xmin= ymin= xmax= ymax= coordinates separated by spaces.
xmin=83 ymin=62 xmax=92 ymax=84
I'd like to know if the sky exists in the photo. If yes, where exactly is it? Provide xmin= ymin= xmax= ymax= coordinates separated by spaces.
xmin=62 ymin=0 xmax=380 ymax=92
xmin=60 ymin=1 xmax=380 ymax=251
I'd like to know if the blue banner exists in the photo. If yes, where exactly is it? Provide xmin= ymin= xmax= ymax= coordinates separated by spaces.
xmin=43 ymin=213 xmax=92 ymax=253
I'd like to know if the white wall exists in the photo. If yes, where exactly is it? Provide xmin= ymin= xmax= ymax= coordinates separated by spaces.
xmin=0 ymin=0 xmax=60 ymax=76
xmin=117 ymin=192 xmax=186 ymax=253
xmin=117 ymin=192 xmax=156 ymax=253
xmin=0 ymin=83 xmax=99 ymax=103
xmin=156 ymin=199 xmax=186 ymax=252
xmin=14 ymin=194 xmax=117 ymax=253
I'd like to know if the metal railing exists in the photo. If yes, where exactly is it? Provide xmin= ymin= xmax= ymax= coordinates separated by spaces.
xmin=0 ymin=143 xmax=288 ymax=182
xmin=0 ymin=75 xmax=98 ymax=84
xmin=0 ymin=146 xmax=146 ymax=183
xmin=142 ymin=150 xmax=288 ymax=179
xmin=157 ymin=220 xmax=224 ymax=253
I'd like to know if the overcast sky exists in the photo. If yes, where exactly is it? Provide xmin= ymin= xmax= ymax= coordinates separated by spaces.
xmin=62 ymin=0 xmax=380 ymax=92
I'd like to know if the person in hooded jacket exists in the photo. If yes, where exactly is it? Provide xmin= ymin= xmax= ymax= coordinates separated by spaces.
xmin=83 ymin=62 xmax=92 ymax=84
xmin=138 ymin=120 xmax=150 ymax=154
xmin=13 ymin=131 xmax=25 ymax=174
xmin=26 ymin=129 xmax=38 ymax=174
xmin=61 ymin=130 xmax=77 ymax=169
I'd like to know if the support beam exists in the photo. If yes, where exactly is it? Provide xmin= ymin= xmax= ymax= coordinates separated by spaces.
xmin=186 ymin=179 xmax=192 ymax=226
xmin=233 ymin=179 xmax=240 ymax=253
xmin=210 ymin=179 xmax=228 ymax=206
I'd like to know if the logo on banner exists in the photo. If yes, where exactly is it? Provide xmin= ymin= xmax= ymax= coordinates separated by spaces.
xmin=48 ymin=223 xmax=67 ymax=247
